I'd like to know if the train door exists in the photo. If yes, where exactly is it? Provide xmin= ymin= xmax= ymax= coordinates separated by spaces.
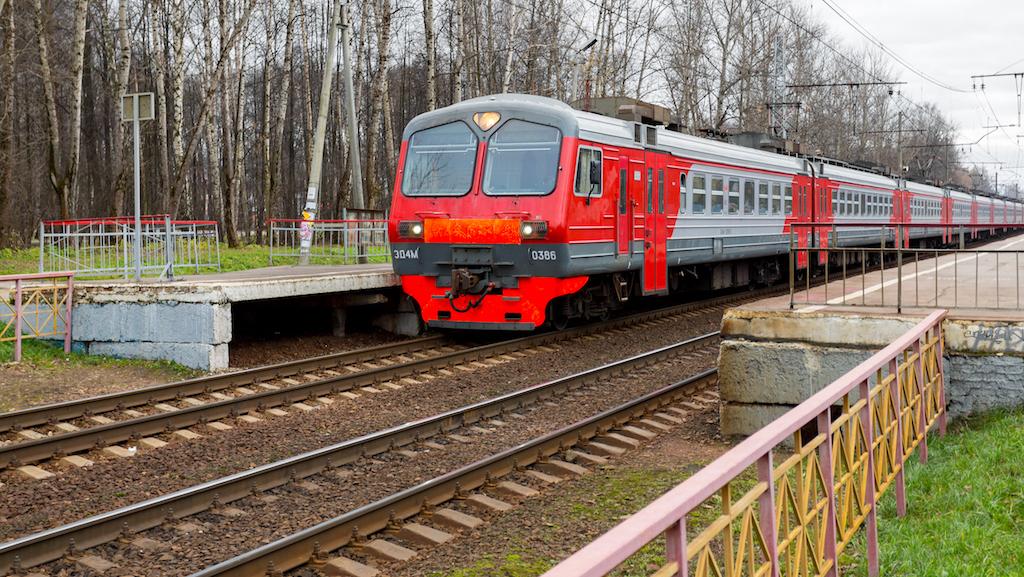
xmin=642 ymin=152 xmax=668 ymax=295
xmin=617 ymin=156 xmax=631 ymax=255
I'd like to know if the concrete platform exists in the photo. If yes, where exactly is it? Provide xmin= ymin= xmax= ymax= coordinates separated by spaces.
xmin=720 ymin=234 xmax=1024 ymax=436
xmin=69 ymin=264 xmax=404 ymax=370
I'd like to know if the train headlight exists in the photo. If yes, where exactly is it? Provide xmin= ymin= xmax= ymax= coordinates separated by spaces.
xmin=399 ymin=220 xmax=424 ymax=239
xmin=521 ymin=220 xmax=548 ymax=240
xmin=473 ymin=111 xmax=501 ymax=131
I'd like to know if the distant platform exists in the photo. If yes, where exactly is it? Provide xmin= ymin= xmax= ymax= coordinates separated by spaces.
xmin=720 ymin=233 xmax=1024 ymax=437
xmin=69 ymin=264 xmax=405 ymax=370
xmin=775 ymin=234 xmax=1024 ymax=321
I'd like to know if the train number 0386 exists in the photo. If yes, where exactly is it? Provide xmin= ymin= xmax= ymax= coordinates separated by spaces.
xmin=530 ymin=250 xmax=558 ymax=261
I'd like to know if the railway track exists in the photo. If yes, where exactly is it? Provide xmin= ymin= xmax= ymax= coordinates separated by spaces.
xmin=0 ymin=332 xmax=721 ymax=574
xmin=0 ymin=288 xmax=769 ymax=472
xmin=196 ymin=370 xmax=720 ymax=577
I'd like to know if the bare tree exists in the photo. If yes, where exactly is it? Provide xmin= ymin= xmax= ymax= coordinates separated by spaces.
xmin=422 ymin=0 xmax=437 ymax=109
xmin=32 ymin=0 xmax=89 ymax=219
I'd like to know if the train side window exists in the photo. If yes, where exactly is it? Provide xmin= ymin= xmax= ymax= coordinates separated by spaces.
xmin=771 ymin=183 xmax=782 ymax=215
xmin=743 ymin=181 xmax=755 ymax=215
xmin=574 ymin=147 xmax=603 ymax=198
xmin=832 ymin=191 xmax=838 ymax=215
xmin=859 ymin=194 xmax=866 ymax=216
xmin=784 ymin=186 xmax=793 ymax=215
xmin=757 ymin=182 xmax=769 ymax=215
xmin=711 ymin=176 xmax=724 ymax=215
xmin=680 ymin=173 xmax=688 ymax=214
xmin=728 ymin=179 xmax=740 ymax=215
xmin=692 ymin=173 xmax=707 ymax=214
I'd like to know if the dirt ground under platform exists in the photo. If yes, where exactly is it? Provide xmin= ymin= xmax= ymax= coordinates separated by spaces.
xmin=393 ymin=400 xmax=735 ymax=577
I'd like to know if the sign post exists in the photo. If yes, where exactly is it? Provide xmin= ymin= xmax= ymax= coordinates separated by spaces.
xmin=121 ymin=92 xmax=154 ymax=281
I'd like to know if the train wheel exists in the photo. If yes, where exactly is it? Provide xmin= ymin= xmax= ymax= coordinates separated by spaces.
xmin=547 ymin=299 xmax=570 ymax=331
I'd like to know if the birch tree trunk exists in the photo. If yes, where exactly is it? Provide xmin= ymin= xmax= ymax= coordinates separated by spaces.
xmin=422 ymin=0 xmax=437 ymax=110
xmin=0 ymin=4 xmax=12 ymax=240
xmin=299 ymin=4 xmax=314 ymax=175
xmin=32 ymin=0 xmax=88 ymax=219
xmin=150 ymin=0 xmax=171 ymax=209
xmin=270 ymin=0 xmax=296 ymax=217
xmin=170 ymin=0 xmax=187 ymax=214
xmin=364 ymin=0 xmax=392 ymax=207
xmin=501 ymin=8 xmax=520 ymax=93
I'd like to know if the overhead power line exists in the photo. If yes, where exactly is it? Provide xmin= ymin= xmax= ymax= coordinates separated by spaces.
xmin=787 ymin=81 xmax=905 ymax=90
xmin=817 ymin=0 xmax=973 ymax=94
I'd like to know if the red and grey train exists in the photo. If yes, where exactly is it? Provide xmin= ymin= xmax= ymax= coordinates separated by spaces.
xmin=387 ymin=93 xmax=1024 ymax=330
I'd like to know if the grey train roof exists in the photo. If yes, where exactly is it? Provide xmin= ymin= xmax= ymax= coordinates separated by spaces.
xmin=402 ymin=93 xmax=1021 ymax=206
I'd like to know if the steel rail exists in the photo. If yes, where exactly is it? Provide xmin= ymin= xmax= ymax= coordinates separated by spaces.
xmin=191 ymin=368 xmax=720 ymax=577
xmin=0 ymin=334 xmax=449 ymax=433
xmin=0 ymin=332 xmax=720 ymax=573
xmin=0 ymin=289 xmax=763 ymax=469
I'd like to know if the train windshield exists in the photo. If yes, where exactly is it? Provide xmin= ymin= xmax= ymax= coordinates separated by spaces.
xmin=482 ymin=120 xmax=561 ymax=195
xmin=401 ymin=121 xmax=478 ymax=196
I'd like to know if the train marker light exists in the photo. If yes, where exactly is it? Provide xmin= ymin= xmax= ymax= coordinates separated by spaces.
xmin=521 ymin=220 xmax=548 ymax=239
xmin=399 ymin=220 xmax=424 ymax=239
xmin=473 ymin=111 xmax=501 ymax=131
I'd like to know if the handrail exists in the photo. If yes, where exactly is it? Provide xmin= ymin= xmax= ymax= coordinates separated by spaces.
xmin=0 ymin=271 xmax=75 ymax=362
xmin=543 ymin=309 xmax=948 ymax=577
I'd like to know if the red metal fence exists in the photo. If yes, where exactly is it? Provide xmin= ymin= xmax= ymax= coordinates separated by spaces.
xmin=0 ymin=272 xmax=75 ymax=362
xmin=543 ymin=309 xmax=948 ymax=577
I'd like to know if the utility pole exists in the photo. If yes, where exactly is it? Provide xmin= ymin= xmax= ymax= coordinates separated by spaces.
xmin=300 ymin=1 xmax=365 ymax=264
xmin=897 ymin=110 xmax=904 ymax=175
xmin=570 ymin=39 xmax=597 ymax=105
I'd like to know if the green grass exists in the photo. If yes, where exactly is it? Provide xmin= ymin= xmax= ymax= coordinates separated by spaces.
xmin=0 ymin=247 xmax=39 ymax=276
xmin=845 ymin=409 xmax=1024 ymax=576
xmin=428 ymin=554 xmax=553 ymax=577
xmin=0 ymin=338 xmax=197 ymax=378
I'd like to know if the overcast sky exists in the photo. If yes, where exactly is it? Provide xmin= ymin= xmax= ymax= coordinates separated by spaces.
xmin=799 ymin=0 xmax=1024 ymax=190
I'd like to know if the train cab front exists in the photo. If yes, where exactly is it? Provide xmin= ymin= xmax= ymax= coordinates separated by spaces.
xmin=391 ymin=218 xmax=587 ymax=330
xmin=388 ymin=95 xmax=589 ymax=330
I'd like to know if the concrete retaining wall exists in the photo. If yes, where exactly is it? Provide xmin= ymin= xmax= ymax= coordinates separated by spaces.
xmin=719 ymin=309 xmax=1024 ymax=436
xmin=70 ymin=266 xmax=404 ymax=371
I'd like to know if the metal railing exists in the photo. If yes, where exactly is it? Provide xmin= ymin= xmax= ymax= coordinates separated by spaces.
xmin=789 ymin=223 xmax=1024 ymax=311
xmin=39 ymin=216 xmax=221 ymax=279
xmin=543 ymin=309 xmax=948 ymax=577
xmin=268 ymin=218 xmax=391 ymax=265
xmin=0 ymin=272 xmax=75 ymax=362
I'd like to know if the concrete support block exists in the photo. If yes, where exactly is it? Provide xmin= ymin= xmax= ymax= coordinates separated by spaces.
xmin=332 ymin=307 xmax=347 ymax=337
xmin=73 ymin=302 xmax=231 ymax=344
xmin=719 ymin=340 xmax=871 ymax=406
xmin=720 ymin=402 xmax=794 ymax=438
xmin=722 ymin=310 xmax=916 ymax=347
xmin=87 ymin=341 xmax=229 ymax=370
xmin=372 ymin=295 xmax=422 ymax=337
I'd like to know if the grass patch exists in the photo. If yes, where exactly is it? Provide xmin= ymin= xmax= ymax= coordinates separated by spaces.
xmin=845 ymin=409 xmax=1024 ymax=576
xmin=427 ymin=554 xmax=553 ymax=577
xmin=0 ymin=247 xmax=39 ymax=276
xmin=0 ymin=338 xmax=197 ymax=378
